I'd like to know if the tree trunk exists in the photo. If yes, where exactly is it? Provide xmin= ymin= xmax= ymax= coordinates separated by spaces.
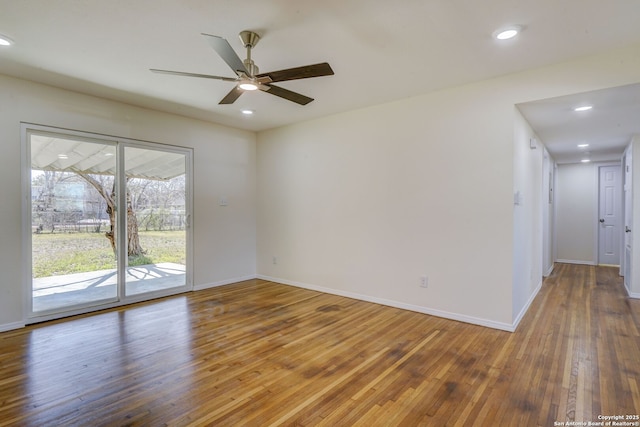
xmin=126 ymin=189 xmax=144 ymax=256
xmin=105 ymin=196 xmax=116 ymax=254
xmin=78 ymin=173 xmax=144 ymax=257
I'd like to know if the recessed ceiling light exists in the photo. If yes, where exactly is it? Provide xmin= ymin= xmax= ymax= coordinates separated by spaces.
xmin=241 ymin=109 xmax=254 ymax=115
xmin=581 ymin=159 xmax=591 ymax=163
xmin=574 ymin=105 xmax=593 ymax=112
xmin=577 ymin=144 xmax=589 ymax=148
xmin=0 ymin=34 xmax=14 ymax=46
xmin=493 ymin=25 xmax=523 ymax=40
xmin=57 ymin=154 xmax=69 ymax=160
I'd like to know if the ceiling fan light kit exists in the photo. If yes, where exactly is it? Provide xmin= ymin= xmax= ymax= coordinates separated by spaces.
xmin=239 ymin=80 xmax=259 ymax=91
xmin=150 ymin=30 xmax=334 ymax=106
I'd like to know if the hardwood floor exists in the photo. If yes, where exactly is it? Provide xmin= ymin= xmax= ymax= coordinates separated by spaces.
xmin=0 ymin=264 xmax=638 ymax=426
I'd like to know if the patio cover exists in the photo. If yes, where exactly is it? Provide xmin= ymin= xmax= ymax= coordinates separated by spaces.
xmin=30 ymin=133 xmax=185 ymax=180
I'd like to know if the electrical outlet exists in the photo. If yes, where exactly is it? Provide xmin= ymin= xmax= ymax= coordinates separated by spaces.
xmin=420 ymin=276 xmax=428 ymax=288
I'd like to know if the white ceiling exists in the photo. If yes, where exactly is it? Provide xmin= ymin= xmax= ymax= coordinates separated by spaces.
xmin=1 ymin=1 xmax=640 ymax=162
xmin=518 ymin=83 xmax=640 ymax=164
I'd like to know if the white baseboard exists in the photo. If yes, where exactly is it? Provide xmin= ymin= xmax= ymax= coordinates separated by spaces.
xmin=257 ymin=275 xmax=516 ymax=332
xmin=193 ymin=274 xmax=258 ymax=291
xmin=0 ymin=321 xmax=25 ymax=333
xmin=556 ymin=259 xmax=595 ymax=266
xmin=624 ymin=284 xmax=640 ymax=299
xmin=543 ymin=263 xmax=554 ymax=277
xmin=512 ymin=280 xmax=543 ymax=330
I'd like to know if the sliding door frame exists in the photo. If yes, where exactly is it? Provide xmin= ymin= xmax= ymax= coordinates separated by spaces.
xmin=22 ymin=123 xmax=193 ymax=324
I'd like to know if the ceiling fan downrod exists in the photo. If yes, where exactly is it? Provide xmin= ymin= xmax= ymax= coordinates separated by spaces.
xmin=239 ymin=30 xmax=260 ymax=76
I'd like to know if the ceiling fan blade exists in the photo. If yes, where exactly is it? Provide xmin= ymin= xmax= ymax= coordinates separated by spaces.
xmin=264 ymin=84 xmax=314 ymax=105
xmin=150 ymin=69 xmax=238 ymax=82
xmin=257 ymin=75 xmax=273 ymax=84
xmin=219 ymin=86 xmax=243 ymax=104
xmin=256 ymin=62 xmax=334 ymax=83
xmin=201 ymin=33 xmax=249 ymax=76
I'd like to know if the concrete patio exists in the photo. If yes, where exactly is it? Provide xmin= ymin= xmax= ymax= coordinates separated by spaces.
xmin=32 ymin=263 xmax=186 ymax=312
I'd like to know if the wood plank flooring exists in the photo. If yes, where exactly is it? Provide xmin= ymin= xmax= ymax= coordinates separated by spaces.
xmin=0 ymin=264 xmax=638 ymax=426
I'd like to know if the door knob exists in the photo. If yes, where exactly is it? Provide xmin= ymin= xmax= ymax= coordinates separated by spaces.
xmin=626 ymin=226 xmax=632 ymax=233
xmin=599 ymin=218 xmax=605 ymax=223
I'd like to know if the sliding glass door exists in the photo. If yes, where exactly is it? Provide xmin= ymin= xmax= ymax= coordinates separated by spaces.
xmin=27 ymin=126 xmax=192 ymax=319
xmin=123 ymin=146 xmax=188 ymax=297
xmin=30 ymin=134 xmax=119 ymax=312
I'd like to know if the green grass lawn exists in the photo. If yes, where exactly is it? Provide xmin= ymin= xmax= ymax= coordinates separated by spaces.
xmin=32 ymin=231 xmax=186 ymax=278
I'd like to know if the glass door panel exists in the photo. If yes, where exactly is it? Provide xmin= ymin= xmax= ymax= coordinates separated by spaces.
xmin=123 ymin=146 xmax=187 ymax=297
xmin=30 ymin=133 xmax=118 ymax=313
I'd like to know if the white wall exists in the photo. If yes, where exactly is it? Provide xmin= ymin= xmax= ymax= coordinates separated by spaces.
xmin=258 ymin=83 xmax=515 ymax=329
xmin=512 ymin=109 xmax=544 ymax=325
xmin=0 ymin=74 xmax=257 ymax=331
xmin=257 ymin=43 xmax=640 ymax=331
xmin=555 ymin=163 xmax=598 ymax=264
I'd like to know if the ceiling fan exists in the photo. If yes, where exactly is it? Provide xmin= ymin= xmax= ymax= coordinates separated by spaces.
xmin=150 ymin=30 xmax=334 ymax=106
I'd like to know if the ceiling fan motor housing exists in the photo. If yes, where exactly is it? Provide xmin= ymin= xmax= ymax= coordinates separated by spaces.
xmin=243 ymin=59 xmax=258 ymax=76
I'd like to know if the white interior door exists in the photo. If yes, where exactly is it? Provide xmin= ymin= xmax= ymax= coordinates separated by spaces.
xmin=598 ymin=165 xmax=622 ymax=265
xmin=623 ymin=151 xmax=632 ymax=286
